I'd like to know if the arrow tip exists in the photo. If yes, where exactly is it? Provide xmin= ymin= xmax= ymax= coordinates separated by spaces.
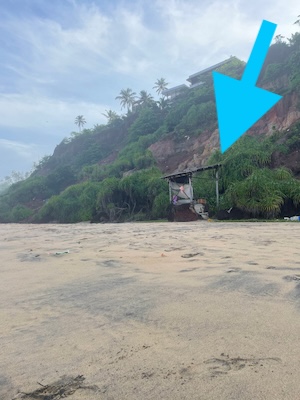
xmin=213 ymin=72 xmax=282 ymax=152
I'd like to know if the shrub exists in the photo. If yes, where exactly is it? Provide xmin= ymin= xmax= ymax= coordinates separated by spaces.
xmin=11 ymin=205 xmax=33 ymax=222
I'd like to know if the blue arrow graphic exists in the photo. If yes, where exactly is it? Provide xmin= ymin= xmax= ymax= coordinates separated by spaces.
xmin=213 ymin=20 xmax=282 ymax=152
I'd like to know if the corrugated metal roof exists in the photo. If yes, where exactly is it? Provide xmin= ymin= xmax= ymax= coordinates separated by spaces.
xmin=162 ymin=164 xmax=221 ymax=179
xmin=162 ymin=84 xmax=188 ymax=95
xmin=187 ymin=58 xmax=233 ymax=82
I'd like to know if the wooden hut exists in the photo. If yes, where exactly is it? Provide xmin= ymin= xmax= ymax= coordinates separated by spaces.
xmin=162 ymin=164 xmax=221 ymax=222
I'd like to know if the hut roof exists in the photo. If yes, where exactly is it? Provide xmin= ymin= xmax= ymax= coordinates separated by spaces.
xmin=161 ymin=164 xmax=221 ymax=180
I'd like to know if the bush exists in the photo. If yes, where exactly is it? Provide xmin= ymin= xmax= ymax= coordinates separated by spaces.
xmin=128 ymin=106 xmax=163 ymax=142
xmin=151 ymin=192 xmax=169 ymax=219
xmin=11 ymin=205 xmax=33 ymax=222
xmin=1 ymin=176 xmax=52 ymax=207
xmin=37 ymin=181 xmax=103 ymax=223
xmin=226 ymin=167 xmax=300 ymax=218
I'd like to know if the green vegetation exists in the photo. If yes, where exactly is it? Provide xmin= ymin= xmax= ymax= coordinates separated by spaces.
xmin=193 ymin=132 xmax=300 ymax=216
xmin=259 ymin=29 xmax=300 ymax=94
xmin=35 ymin=168 xmax=168 ymax=223
xmin=1 ymin=23 xmax=300 ymax=223
xmin=36 ymin=181 xmax=103 ymax=223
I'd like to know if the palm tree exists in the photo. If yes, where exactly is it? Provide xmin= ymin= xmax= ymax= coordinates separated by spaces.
xmin=153 ymin=78 xmax=169 ymax=96
xmin=139 ymin=90 xmax=154 ymax=106
xmin=102 ymin=109 xmax=119 ymax=124
xmin=274 ymin=34 xmax=285 ymax=44
xmin=132 ymin=90 xmax=155 ymax=111
xmin=115 ymin=88 xmax=136 ymax=111
xmin=74 ymin=115 xmax=86 ymax=132
xmin=156 ymin=97 xmax=170 ymax=111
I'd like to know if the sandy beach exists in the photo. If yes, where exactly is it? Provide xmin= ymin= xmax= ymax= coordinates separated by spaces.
xmin=1 ymin=221 xmax=300 ymax=399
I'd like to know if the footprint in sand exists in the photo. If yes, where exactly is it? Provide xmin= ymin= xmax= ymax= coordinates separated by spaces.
xmin=179 ymin=267 xmax=200 ymax=273
xmin=204 ymin=354 xmax=281 ymax=378
xmin=226 ymin=267 xmax=241 ymax=273
xmin=283 ymin=275 xmax=300 ymax=282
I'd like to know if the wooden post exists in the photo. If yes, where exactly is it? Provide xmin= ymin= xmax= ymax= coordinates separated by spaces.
xmin=216 ymin=168 xmax=219 ymax=207
xmin=189 ymin=176 xmax=193 ymax=202
xmin=168 ymin=179 xmax=172 ymax=203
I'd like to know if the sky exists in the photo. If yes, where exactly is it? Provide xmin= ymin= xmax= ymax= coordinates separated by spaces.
xmin=0 ymin=0 xmax=298 ymax=180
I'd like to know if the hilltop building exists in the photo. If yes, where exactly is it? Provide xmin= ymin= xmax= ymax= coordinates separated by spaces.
xmin=163 ymin=56 xmax=236 ymax=100
xmin=186 ymin=57 xmax=234 ymax=88
xmin=162 ymin=84 xmax=189 ymax=100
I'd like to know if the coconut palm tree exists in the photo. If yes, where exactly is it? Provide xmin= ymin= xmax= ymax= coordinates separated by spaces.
xmin=132 ymin=90 xmax=155 ymax=111
xmin=274 ymin=34 xmax=285 ymax=44
xmin=74 ymin=115 xmax=86 ymax=132
xmin=139 ymin=90 xmax=154 ymax=106
xmin=102 ymin=109 xmax=119 ymax=124
xmin=153 ymin=78 xmax=169 ymax=96
xmin=115 ymin=88 xmax=136 ymax=111
xmin=156 ymin=97 xmax=170 ymax=111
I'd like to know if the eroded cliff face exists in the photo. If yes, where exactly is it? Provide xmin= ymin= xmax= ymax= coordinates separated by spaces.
xmin=271 ymin=149 xmax=300 ymax=178
xmin=248 ymin=92 xmax=300 ymax=136
xmin=149 ymin=91 xmax=300 ymax=174
xmin=148 ymin=129 xmax=219 ymax=174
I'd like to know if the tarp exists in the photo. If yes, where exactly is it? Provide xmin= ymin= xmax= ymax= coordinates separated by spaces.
xmin=170 ymin=181 xmax=193 ymax=204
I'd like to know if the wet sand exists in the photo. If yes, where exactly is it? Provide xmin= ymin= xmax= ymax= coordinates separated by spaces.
xmin=1 ymin=221 xmax=300 ymax=399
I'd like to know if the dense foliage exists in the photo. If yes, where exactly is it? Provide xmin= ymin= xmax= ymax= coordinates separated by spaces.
xmin=35 ymin=168 xmax=169 ymax=223
xmin=193 ymin=130 xmax=300 ymax=217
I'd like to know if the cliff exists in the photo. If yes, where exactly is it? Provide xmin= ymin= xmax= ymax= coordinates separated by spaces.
xmin=149 ymin=91 xmax=300 ymax=174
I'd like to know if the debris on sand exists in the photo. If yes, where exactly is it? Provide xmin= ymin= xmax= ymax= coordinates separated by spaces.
xmin=53 ymin=250 xmax=70 ymax=256
xmin=14 ymin=375 xmax=99 ymax=400
xmin=181 ymin=252 xmax=203 ymax=258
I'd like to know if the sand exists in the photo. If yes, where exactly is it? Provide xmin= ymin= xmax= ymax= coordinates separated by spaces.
xmin=1 ymin=221 xmax=300 ymax=399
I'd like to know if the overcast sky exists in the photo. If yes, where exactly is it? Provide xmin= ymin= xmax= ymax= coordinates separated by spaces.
xmin=0 ymin=0 xmax=298 ymax=180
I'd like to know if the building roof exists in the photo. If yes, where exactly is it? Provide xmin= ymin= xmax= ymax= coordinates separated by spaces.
xmin=162 ymin=164 xmax=221 ymax=180
xmin=162 ymin=84 xmax=188 ymax=96
xmin=187 ymin=57 xmax=234 ymax=83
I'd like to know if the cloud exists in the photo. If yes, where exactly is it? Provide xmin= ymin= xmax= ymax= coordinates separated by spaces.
xmin=0 ymin=139 xmax=38 ymax=159
xmin=154 ymin=0 xmax=299 ymax=72
xmin=1 ymin=5 xmax=110 ymax=83
xmin=0 ymin=93 xmax=109 ymax=137
xmin=1 ymin=0 xmax=298 ymax=93
xmin=2 ymin=1 xmax=299 ymax=76
xmin=0 ymin=138 xmax=44 ymax=177
xmin=0 ymin=91 xmax=111 ymax=179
